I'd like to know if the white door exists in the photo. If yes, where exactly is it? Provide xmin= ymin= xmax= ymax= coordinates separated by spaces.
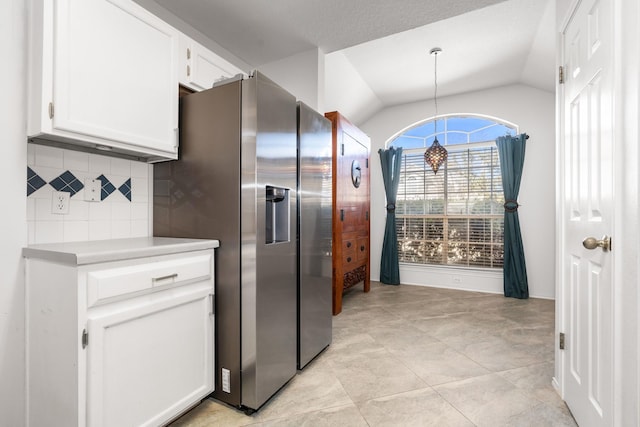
xmin=560 ymin=0 xmax=614 ymax=425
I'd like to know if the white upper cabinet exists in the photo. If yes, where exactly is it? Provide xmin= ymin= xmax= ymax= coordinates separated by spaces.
xmin=29 ymin=0 xmax=180 ymax=161
xmin=178 ymin=36 xmax=245 ymax=92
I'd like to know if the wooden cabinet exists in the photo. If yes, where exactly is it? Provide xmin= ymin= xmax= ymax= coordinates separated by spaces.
xmin=325 ymin=112 xmax=371 ymax=315
xmin=24 ymin=238 xmax=217 ymax=426
xmin=28 ymin=0 xmax=180 ymax=161
xmin=178 ymin=36 xmax=245 ymax=92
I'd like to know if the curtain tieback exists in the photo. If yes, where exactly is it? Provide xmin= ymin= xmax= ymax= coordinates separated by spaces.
xmin=503 ymin=199 xmax=519 ymax=213
xmin=386 ymin=203 xmax=396 ymax=213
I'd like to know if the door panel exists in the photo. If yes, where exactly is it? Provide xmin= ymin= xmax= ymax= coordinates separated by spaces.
xmin=561 ymin=0 xmax=614 ymax=425
xmin=54 ymin=0 xmax=179 ymax=153
xmin=87 ymin=288 xmax=213 ymax=427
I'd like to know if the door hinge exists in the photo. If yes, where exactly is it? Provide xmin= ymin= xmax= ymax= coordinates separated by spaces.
xmin=341 ymin=144 xmax=344 ymax=156
xmin=82 ymin=329 xmax=88 ymax=349
xmin=558 ymin=66 xmax=565 ymax=85
xmin=366 ymin=158 xmax=369 ymax=168
xmin=559 ymin=332 xmax=565 ymax=350
xmin=340 ymin=209 xmax=344 ymax=221
xmin=209 ymin=294 xmax=215 ymax=316
xmin=187 ymin=65 xmax=191 ymax=77
xmin=366 ymin=211 xmax=369 ymax=221
xmin=48 ymin=102 xmax=54 ymax=119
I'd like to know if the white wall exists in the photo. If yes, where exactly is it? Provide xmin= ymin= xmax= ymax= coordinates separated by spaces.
xmin=361 ymin=84 xmax=556 ymax=299
xmin=259 ymin=48 xmax=326 ymax=112
xmin=324 ymin=51 xmax=384 ymax=124
xmin=0 ymin=0 xmax=27 ymax=424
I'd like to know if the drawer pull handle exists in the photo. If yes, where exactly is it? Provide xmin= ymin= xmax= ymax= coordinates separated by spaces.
xmin=347 ymin=257 xmax=352 ymax=262
xmin=360 ymin=245 xmax=365 ymax=251
xmin=346 ymin=242 xmax=352 ymax=248
xmin=153 ymin=273 xmax=178 ymax=282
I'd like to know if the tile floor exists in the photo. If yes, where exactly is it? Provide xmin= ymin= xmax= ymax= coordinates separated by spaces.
xmin=170 ymin=282 xmax=577 ymax=427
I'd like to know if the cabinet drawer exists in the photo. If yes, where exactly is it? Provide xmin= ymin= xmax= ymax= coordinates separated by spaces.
xmin=342 ymin=236 xmax=356 ymax=253
xmin=87 ymin=254 xmax=212 ymax=306
xmin=343 ymin=251 xmax=357 ymax=266
xmin=356 ymin=237 xmax=368 ymax=261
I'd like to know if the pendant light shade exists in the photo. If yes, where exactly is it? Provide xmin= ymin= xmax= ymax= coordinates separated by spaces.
xmin=424 ymin=136 xmax=448 ymax=174
xmin=425 ymin=47 xmax=447 ymax=174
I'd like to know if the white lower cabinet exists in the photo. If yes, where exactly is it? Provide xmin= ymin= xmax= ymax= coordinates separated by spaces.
xmin=25 ymin=242 xmax=216 ymax=427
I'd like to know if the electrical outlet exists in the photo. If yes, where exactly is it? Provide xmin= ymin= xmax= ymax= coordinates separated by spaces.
xmin=51 ymin=191 xmax=70 ymax=214
xmin=84 ymin=179 xmax=101 ymax=202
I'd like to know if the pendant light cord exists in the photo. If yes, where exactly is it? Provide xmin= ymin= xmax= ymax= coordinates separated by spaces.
xmin=431 ymin=48 xmax=440 ymax=141
xmin=433 ymin=53 xmax=438 ymax=125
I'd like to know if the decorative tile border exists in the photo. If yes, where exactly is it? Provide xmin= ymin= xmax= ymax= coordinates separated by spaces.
xmin=27 ymin=167 xmax=133 ymax=202
xmin=49 ymin=170 xmax=84 ymax=196
xmin=97 ymin=174 xmax=117 ymax=200
xmin=118 ymin=178 xmax=132 ymax=201
xmin=27 ymin=167 xmax=47 ymax=196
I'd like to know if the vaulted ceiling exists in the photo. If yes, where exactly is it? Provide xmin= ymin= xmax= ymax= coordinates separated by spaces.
xmin=139 ymin=0 xmax=555 ymax=124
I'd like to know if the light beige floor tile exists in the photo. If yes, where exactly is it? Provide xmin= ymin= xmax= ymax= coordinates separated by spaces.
xmin=389 ymin=341 xmax=490 ymax=385
xmin=251 ymin=404 xmax=368 ymax=427
xmin=330 ymin=349 xmax=428 ymax=402
xmin=322 ymin=332 xmax=385 ymax=364
xmin=169 ymin=399 xmax=256 ymax=427
xmin=366 ymin=318 xmax=440 ymax=350
xmin=450 ymin=335 xmax=549 ymax=371
xmin=504 ymin=402 xmax=578 ymax=427
xmin=249 ymin=366 xmax=352 ymax=422
xmin=332 ymin=304 xmax=399 ymax=326
xmin=433 ymin=373 xmax=542 ymax=426
xmin=498 ymin=362 xmax=568 ymax=409
xmin=358 ymin=387 xmax=474 ymax=427
xmin=412 ymin=314 xmax=497 ymax=345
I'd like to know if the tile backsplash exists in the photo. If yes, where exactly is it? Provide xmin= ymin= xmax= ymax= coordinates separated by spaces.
xmin=27 ymin=144 xmax=151 ymax=244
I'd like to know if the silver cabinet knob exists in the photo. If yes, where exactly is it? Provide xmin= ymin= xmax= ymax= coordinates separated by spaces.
xmin=582 ymin=235 xmax=612 ymax=252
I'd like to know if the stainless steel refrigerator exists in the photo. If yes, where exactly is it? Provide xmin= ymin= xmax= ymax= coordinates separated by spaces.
xmin=296 ymin=102 xmax=332 ymax=369
xmin=154 ymin=71 xmax=297 ymax=413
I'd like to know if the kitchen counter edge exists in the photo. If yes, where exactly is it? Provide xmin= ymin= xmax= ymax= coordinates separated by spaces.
xmin=23 ymin=237 xmax=220 ymax=266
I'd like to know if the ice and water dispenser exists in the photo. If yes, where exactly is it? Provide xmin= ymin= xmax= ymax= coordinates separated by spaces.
xmin=265 ymin=185 xmax=290 ymax=244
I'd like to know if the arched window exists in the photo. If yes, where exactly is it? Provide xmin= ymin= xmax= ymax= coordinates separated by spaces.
xmin=387 ymin=114 xmax=517 ymax=269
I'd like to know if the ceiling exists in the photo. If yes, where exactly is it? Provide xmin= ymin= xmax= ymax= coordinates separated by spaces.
xmin=144 ymin=0 xmax=556 ymax=124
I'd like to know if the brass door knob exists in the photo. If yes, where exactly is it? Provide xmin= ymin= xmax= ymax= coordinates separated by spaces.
xmin=582 ymin=236 xmax=612 ymax=252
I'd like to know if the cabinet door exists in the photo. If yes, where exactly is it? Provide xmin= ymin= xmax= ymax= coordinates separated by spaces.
xmin=179 ymin=37 xmax=244 ymax=91
xmin=53 ymin=0 xmax=179 ymax=155
xmin=86 ymin=287 xmax=213 ymax=427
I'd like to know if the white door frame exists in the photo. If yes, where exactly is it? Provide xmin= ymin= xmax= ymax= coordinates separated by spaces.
xmin=554 ymin=0 xmax=639 ymax=425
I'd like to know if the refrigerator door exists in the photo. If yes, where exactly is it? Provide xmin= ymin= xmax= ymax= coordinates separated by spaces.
xmin=241 ymin=72 xmax=298 ymax=410
xmin=297 ymin=102 xmax=333 ymax=369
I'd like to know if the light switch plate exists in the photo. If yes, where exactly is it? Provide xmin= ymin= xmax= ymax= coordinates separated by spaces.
xmin=84 ymin=179 xmax=101 ymax=202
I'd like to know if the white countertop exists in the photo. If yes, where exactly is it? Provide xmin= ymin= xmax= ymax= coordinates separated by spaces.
xmin=23 ymin=237 xmax=219 ymax=265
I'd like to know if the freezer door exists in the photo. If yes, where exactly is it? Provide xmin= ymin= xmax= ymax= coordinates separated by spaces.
xmin=297 ymin=102 xmax=333 ymax=369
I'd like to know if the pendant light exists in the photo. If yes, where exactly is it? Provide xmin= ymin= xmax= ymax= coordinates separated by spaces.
xmin=424 ymin=47 xmax=448 ymax=174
